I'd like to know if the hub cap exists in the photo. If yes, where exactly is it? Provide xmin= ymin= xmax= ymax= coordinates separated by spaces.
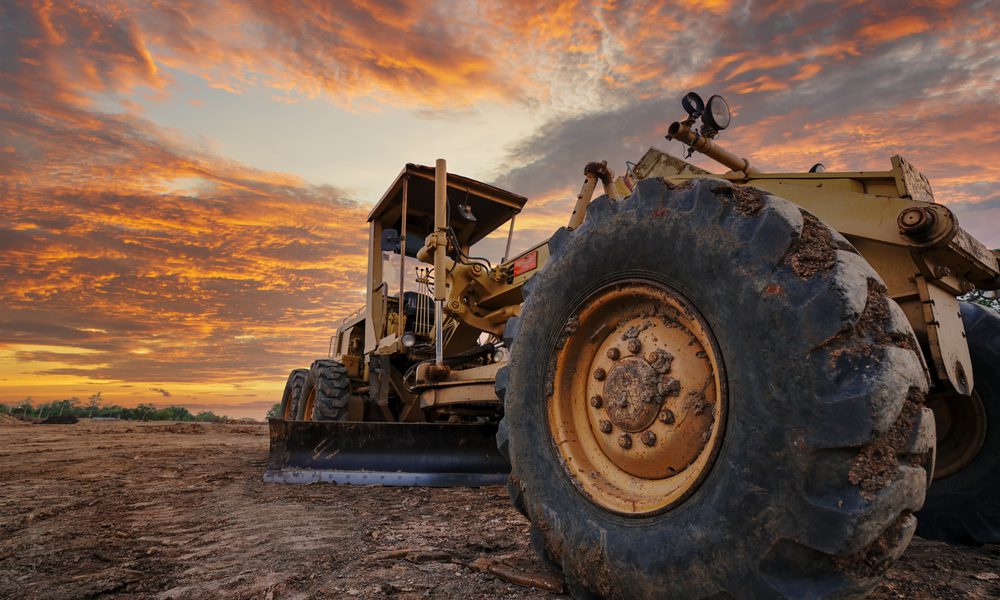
xmin=547 ymin=279 xmax=727 ymax=515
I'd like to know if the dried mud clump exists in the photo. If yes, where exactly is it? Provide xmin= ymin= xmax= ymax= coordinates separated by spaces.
xmin=848 ymin=389 xmax=922 ymax=499
xmin=785 ymin=213 xmax=836 ymax=278
xmin=851 ymin=281 xmax=915 ymax=351
xmin=823 ymin=279 xmax=916 ymax=365
xmin=546 ymin=316 xmax=579 ymax=396
xmin=569 ymin=543 xmax=624 ymax=600
xmin=656 ymin=176 xmax=693 ymax=191
xmin=835 ymin=512 xmax=913 ymax=577
xmin=732 ymin=186 xmax=767 ymax=215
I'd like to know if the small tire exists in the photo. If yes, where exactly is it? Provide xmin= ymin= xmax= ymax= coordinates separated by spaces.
xmin=279 ymin=368 xmax=308 ymax=420
xmin=917 ymin=302 xmax=1000 ymax=544
xmin=498 ymin=178 xmax=933 ymax=599
xmin=296 ymin=359 xmax=351 ymax=421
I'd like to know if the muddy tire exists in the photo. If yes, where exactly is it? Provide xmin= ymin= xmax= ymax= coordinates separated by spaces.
xmin=279 ymin=368 xmax=308 ymax=420
xmin=917 ymin=302 xmax=1000 ymax=544
xmin=297 ymin=359 xmax=351 ymax=421
xmin=496 ymin=178 xmax=934 ymax=599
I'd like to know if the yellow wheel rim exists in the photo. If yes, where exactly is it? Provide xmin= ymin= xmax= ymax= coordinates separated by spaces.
xmin=302 ymin=388 xmax=316 ymax=421
xmin=547 ymin=279 xmax=727 ymax=516
xmin=928 ymin=390 xmax=987 ymax=479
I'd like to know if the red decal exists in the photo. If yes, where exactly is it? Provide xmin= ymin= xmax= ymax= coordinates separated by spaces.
xmin=513 ymin=251 xmax=538 ymax=276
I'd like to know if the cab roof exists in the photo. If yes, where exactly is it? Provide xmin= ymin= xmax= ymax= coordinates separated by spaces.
xmin=367 ymin=164 xmax=527 ymax=252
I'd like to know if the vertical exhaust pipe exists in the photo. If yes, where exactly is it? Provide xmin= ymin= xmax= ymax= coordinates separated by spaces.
xmin=434 ymin=159 xmax=447 ymax=367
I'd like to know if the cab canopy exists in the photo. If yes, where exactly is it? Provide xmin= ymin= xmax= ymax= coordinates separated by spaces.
xmin=367 ymin=164 xmax=527 ymax=256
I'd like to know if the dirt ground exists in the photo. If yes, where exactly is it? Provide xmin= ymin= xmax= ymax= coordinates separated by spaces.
xmin=1 ymin=420 xmax=998 ymax=600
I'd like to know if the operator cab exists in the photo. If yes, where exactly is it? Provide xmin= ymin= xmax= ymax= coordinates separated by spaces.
xmin=364 ymin=164 xmax=527 ymax=356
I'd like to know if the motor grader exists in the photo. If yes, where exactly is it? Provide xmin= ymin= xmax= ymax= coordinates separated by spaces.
xmin=268 ymin=93 xmax=1000 ymax=599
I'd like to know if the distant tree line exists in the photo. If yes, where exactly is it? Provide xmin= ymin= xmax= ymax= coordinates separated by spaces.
xmin=0 ymin=392 xmax=230 ymax=422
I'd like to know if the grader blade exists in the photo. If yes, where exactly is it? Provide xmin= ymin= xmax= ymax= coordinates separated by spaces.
xmin=264 ymin=419 xmax=510 ymax=486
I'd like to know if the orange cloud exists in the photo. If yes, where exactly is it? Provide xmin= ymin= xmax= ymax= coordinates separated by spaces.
xmin=858 ymin=15 xmax=931 ymax=45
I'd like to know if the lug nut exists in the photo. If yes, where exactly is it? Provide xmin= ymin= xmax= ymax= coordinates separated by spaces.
xmin=627 ymin=338 xmax=642 ymax=354
xmin=590 ymin=395 xmax=603 ymax=408
xmin=659 ymin=409 xmax=675 ymax=424
xmin=593 ymin=367 xmax=606 ymax=381
xmin=646 ymin=349 xmax=674 ymax=373
xmin=599 ymin=420 xmax=613 ymax=434
xmin=618 ymin=433 xmax=632 ymax=449
xmin=606 ymin=347 xmax=620 ymax=360
xmin=640 ymin=431 xmax=656 ymax=447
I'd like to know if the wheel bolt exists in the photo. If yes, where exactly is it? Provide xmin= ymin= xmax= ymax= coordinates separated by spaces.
xmin=594 ymin=367 xmax=606 ymax=381
xmin=606 ymin=347 xmax=620 ymax=360
xmin=618 ymin=433 xmax=632 ymax=449
xmin=590 ymin=395 xmax=603 ymax=408
xmin=627 ymin=338 xmax=642 ymax=354
xmin=659 ymin=409 xmax=675 ymax=424
xmin=640 ymin=431 xmax=656 ymax=447
xmin=599 ymin=420 xmax=613 ymax=434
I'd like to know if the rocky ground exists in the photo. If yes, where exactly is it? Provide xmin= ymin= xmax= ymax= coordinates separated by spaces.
xmin=1 ymin=419 xmax=997 ymax=599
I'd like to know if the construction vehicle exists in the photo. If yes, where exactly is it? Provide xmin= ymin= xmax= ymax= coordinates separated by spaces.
xmin=268 ymin=92 xmax=1000 ymax=599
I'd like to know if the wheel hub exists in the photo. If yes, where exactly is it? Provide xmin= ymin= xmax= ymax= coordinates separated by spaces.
xmin=603 ymin=357 xmax=664 ymax=432
xmin=547 ymin=279 xmax=727 ymax=515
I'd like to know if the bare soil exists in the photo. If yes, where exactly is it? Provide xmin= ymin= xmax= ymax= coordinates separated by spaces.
xmin=1 ymin=420 xmax=998 ymax=600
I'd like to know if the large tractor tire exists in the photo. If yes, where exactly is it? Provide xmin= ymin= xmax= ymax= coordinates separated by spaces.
xmin=917 ymin=301 xmax=1000 ymax=544
xmin=496 ymin=178 xmax=935 ymax=599
xmin=296 ymin=359 xmax=351 ymax=421
xmin=278 ymin=368 xmax=308 ymax=420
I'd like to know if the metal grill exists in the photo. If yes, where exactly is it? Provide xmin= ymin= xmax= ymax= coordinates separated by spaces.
xmin=414 ymin=293 xmax=434 ymax=337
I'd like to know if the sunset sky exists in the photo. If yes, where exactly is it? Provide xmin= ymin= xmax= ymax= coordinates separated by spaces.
xmin=1 ymin=0 xmax=998 ymax=419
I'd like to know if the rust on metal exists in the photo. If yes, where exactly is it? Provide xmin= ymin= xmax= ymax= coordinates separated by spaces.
xmin=546 ymin=279 xmax=727 ymax=515
xmin=604 ymin=357 xmax=664 ymax=432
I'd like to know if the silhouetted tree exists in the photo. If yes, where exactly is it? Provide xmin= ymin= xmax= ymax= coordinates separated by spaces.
xmin=87 ymin=392 xmax=103 ymax=417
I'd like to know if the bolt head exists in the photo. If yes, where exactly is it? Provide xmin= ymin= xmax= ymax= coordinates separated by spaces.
xmin=618 ymin=433 xmax=632 ymax=449
xmin=627 ymin=338 xmax=642 ymax=354
xmin=599 ymin=420 xmax=613 ymax=434
xmin=900 ymin=209 xmax=923 ymax=226
xmin=640 ymin=431 xmax=656 ymax=447
xmin=898 ymin=207 xmax=936 ymax=237
xmin=606 ymin=347 xmax=620 ymax=360
xmin=594 ymin=367 xmax=606 ymax=381
xmin=590 ymin=395 xmax=603 ymax=408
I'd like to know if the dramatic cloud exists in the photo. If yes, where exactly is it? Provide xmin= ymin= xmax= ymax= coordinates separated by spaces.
xmin=1 ymin=1 xmax=369 ymax=416
xmin=1 ymin=0 xmax=997 ymax=418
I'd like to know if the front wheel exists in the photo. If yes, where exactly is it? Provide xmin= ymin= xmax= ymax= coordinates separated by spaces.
xmin=296 ymin=359 xmax=351 ymax=421
xmin=498 ymin=178 xmax=935 ymax=599
xmin=278 ymin=368 xmax=308 ymax=420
